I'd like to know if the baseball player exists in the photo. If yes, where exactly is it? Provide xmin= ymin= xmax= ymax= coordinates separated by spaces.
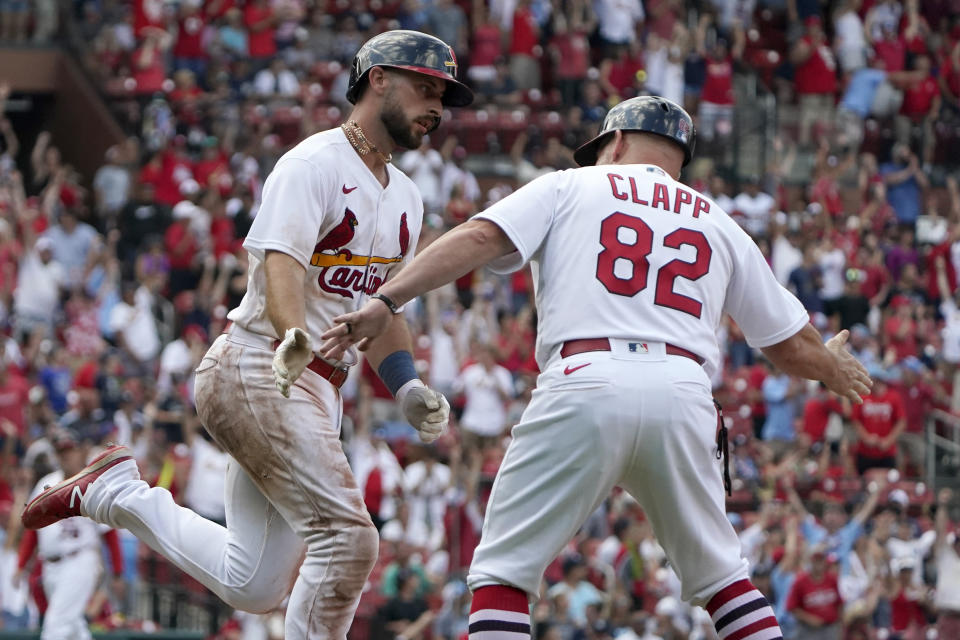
xmin=16 ymin=433 xmax=124 ymax=640
xmin=21 ymin=30 xmax=471 ymax=638
xmin=319 ymin=97 xmax=873 ymax=640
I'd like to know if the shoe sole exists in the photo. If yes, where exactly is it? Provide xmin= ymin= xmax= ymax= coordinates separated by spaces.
xmin=22 ymin=446 xmax=133 ymax=529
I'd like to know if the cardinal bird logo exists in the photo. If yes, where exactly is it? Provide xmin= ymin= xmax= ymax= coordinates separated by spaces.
xmin=313 ymin=208 xmax=358 ymax=261
xmin=398 ymin=212 xmax=410 ymax=257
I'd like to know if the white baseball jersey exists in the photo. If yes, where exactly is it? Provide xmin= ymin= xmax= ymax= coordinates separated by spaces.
xmin=30 ymin=471 xmax=106 ymax=560
xmin=475 ymin=164 xmax=809 ymax=378
xmin=229 ymin=127 xmax=424 ymax=363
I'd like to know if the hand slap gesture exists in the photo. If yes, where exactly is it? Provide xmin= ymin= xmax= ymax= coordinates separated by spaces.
xmin=319 ymin=298 xmax=394 ymax=360
xmin=823 ymin=329 xmax=873 ymax=404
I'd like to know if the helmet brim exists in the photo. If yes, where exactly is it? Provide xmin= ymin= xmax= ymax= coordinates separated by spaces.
xmin=387 ymin=64 xmax=474 ymax=107
xmin=347 ymin=64 xmax=474 ymax=107
xmin=573 ymin=131 xmax=612 ymax=167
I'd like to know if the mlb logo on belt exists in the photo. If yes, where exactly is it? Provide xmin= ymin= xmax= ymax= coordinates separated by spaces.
xmin=628 ymin=342 xmax=649 ymax=353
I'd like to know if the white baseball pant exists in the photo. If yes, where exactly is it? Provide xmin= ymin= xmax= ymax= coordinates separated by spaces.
xmin=40 ymin=548 xmax=100 ymax=640
xmin=467 ymin=340 xmax=750 ymax=606
xmin=82 ymin=330 xmax=378 ymax=638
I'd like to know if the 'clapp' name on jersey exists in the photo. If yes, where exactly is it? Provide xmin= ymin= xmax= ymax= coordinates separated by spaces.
xmin=606 ymin=172 xmax=712 ymax=218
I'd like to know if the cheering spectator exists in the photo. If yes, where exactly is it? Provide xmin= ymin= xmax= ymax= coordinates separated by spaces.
xmin=13 ymin=231 xmax=65 ymax=342
xmin=598 ymin=41 xmax=646 ymax=101
xmin=791 ymin=16 xmax=838 ymax=147
xmin=786 ymin=547 xmax=843 ymax=639
xmin=851 ymin=370 xmax=906 ymax=474
xmin=402 ymin=447 xmax=451 ymax=552
xmin=399 ymin=137 xmax=445 ymax=215
xmin=42 ymin=206 xmax=100 ymax=290
xmin=883 ymin=296 xmax=919 ymax=362
xmin=761 ymin=362 xmax=800 ymax=451
xmin=548 ymin=1 xmax=594 ymax=107
xmin=131 ymin=31 xmax=169 ymax=97
xmin=789 ymin=243 xmax=824 ymax=313
xmin=252 ymin=58 xmax=300 ymax=99
xmin=108 ymin=281 xmax=161 ymax=375
xmin=425 ymin=0 xmax=468 ymax=60
xmin=594 ymin=0 xmax=644 ymax=54
xmin=172 ymin=0 xmax=208 ymax=78
xmin=244 ymin=0 xmax=276 ymax=69
xmin=732 ymin=176 xmax=776 ymax=239
xmin=802 ymin=383 xmax=846 ymax=445
xmin=467 ymin=6 xmax=503 ymax=90
xmin=92 ymin=146 xmax=131 ymax=220
xmin=888 ymin=556 xmax=930 ymax=639
xmin=895 ymin=55 xmax=940 ymax=168
xmin=216 ymin=8 xmax=248 ymax=59
xmin=832 ymin=0 xmax=867 ymax=74
xmin=453 ymin=343 xmax=513 ymax=451
xmin=507 ymin=0 xmax=541 ymax=91
xmin=546 ymin=555 xmax=608 ymax=628
xmin=695 ymin=15 xmax=743 ymax=146
xmin=894 ymin=357 xmax=940 ymax=477
xmin=864 ymin=0 xmax=902 ymax=43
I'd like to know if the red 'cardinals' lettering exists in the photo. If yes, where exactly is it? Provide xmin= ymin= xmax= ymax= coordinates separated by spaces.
xmin=317 ymin=267 xmax=384 ymax=299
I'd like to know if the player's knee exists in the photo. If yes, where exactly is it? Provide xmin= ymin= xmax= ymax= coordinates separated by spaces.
xmin=224 ymin=583 xmax=288 ymax=615
xmin=347 ymin=522 xmax=379 ymax=574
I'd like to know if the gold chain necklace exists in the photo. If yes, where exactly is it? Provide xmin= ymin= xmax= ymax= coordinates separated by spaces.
xmin=341 ymin=120 xmax=392 ymax=163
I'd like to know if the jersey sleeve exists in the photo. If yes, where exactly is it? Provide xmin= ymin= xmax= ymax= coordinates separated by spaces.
xmin=243 ymin=157 xmax=330 ymax=269
xmin=474 ymin=172 xmax=559 ymax=274
xmin=722 ymin=226 xmax=809 ymax=348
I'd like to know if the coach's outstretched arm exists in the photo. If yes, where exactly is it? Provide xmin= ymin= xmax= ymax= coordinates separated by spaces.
xmin=761 ymin=325 xmax=872 ymax=404
xmin=319 ymin=219 xmax=515 ymax=357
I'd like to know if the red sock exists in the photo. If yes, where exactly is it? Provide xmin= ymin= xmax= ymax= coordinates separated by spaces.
xmin=469 ymin=585 xmax=530 ymax=640
xmin=706 ymin=579 xmax=783 ymax=640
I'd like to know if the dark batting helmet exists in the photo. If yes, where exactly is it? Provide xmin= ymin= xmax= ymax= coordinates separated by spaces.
xmin=573 ymin=96 xmax=696 ymax=167
xmin=346 ymin=30 xmax=474 ymax=107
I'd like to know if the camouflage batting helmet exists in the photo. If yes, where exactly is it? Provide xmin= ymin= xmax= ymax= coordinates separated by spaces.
xmin=346 ymin=30 xmax=474 ymax=107
xmin=573 ymin=96 xmax=696 ymax=167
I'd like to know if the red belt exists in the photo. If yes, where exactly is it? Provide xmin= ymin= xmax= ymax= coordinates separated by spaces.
xmin=272 ymin=340 xmax=349 ymax=388
xmin=560 ymin=338 xmax=705 ymax=366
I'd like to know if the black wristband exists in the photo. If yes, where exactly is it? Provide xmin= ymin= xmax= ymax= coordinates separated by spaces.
xmin=371 ymin=292 xmax=400 ymax=314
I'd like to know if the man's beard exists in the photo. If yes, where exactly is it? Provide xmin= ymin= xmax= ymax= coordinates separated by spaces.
xmin=380 ymin=90 xmax=438 ymax=150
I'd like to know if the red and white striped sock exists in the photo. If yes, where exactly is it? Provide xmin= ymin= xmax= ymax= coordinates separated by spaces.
xmin=469 ymin=585 xmax=531 ymax=640
xmin=706 ymin=579 xmax=784 ymax=640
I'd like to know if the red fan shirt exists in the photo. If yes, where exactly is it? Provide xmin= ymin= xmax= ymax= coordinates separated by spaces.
xmin=852 ymin=387 xmax=905 ymax=458
xmin=787 ymin=571 xmax=841 ymax=625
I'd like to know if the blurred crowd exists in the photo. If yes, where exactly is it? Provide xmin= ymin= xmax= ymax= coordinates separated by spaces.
xmin=2 ymin=0 xmax=960 ymax=638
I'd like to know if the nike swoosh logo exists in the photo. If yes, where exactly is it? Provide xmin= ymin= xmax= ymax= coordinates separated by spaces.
xmin=342 ymin=185 xmax=357 ymax=194
xmin=69 ymin=485 xmax=83 ymax=509
xmin=564 ymin=363 xmax=591 ymax=375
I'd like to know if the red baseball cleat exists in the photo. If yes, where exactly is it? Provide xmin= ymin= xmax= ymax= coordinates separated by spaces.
xmin=21 ymin=445 xmax=134 ymax=529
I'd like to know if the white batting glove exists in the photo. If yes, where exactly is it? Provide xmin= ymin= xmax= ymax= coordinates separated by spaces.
xmin=397 ymin=381 xmax=450 ymax=444
xmin=273 ymin=328 xmax=314 ymax=398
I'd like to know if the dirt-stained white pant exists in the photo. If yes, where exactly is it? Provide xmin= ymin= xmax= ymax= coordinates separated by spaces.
xmin=40 ymin=548 xmax=100 ymax=640
xmin=467 ymin=340 xmax=750 ymax=607
xmin=83 ymin=329 xmax=378 ymax=638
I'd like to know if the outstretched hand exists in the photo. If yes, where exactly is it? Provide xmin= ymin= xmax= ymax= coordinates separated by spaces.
xmin=319 ymin=298 xmax=394 ymax=360
xmin=823 ymin=329 xmax=873 ymax=404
